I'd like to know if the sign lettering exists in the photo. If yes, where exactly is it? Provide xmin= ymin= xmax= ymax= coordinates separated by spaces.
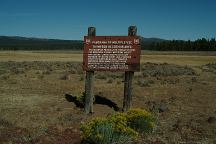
xmin=83 ymin=36 xmax=141 ymax=71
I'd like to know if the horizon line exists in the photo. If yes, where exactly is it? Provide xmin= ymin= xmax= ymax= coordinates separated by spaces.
xmin=0 ymin=34 xmax=215 ymax=41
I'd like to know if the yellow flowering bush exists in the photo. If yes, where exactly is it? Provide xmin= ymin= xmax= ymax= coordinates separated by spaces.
xmin=81 ymin=116 xmax=136 ymax=144
xmin=80 ymin=109 xmax=155 ymax=143
xmin=126 ymin=108 xmax=155 ymax=133
xmin=110 ymin=112 xmax=138 ymax=137
xmin=81 ymin=118 xmax=111 ymax=143
xmin=110 ymin=112 xmax=127 ymax=129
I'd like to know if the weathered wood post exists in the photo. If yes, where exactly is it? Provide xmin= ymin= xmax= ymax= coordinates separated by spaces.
xmin=84 ymin=27 xmax=95 ymax=114
xmin=123 ymin=26 xmax=137 ymax=112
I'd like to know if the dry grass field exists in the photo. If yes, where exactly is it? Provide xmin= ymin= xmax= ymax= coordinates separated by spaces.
xmin=1 ymin=51 xmax=216 ymax=65
xmin=0 ymin=51 xmax=216 ymax=143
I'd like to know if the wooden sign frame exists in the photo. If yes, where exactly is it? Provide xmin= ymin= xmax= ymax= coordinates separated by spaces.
xmin=83 ymin=36 xmax=141 ymax=72
xmin=83 ymin=26 xmax=140 ymax=114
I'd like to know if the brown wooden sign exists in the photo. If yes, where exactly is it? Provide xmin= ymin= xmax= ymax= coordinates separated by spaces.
xmin=83 ymin=36 xmax=141 ymax=71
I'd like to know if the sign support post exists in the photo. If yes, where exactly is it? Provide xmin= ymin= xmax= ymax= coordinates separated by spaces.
xmin=123 ymin=26 xmax=137 ymax=112
xmin=84 ymin=27 xmax=95 ymax=114
xmin=83 ymin=26 xmax=140 ymax=113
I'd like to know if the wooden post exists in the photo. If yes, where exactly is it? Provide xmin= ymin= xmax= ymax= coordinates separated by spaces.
xmin=123 ymin=26 xmax=137 ymax=112
xmin=84 ymin=27 xmax=95 ymax=114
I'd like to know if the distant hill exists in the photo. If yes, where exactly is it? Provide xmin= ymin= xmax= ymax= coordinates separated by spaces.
xmin=0 ymin=36 xmax=215 ymax=51
xmin=0 ymin=36 xmax=165 ymax=50
xmin=0 ymin=36 xmax=165 ymax=44
xmin=140 ymin=37 xmax=166 ymax=44
xmin=0 ymin=36 xmax=82 ymax=43
xmin=0 ymin=36 xmax=83 ymax=50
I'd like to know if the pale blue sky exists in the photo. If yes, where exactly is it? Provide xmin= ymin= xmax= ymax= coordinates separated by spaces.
xmin=0 ymin=0 xmax=215 ymax=40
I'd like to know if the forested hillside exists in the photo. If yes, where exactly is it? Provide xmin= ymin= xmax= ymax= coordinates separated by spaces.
xmin=143 ymin=38 xmax=216 ymax=51
xmin=0 ymin=36 xmax=215 ymax=51
xmin=0 ymin=36 xmax=83 ymax=50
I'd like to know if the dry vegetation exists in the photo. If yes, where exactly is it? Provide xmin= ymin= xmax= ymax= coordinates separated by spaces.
xmin=0 ymin=51 xmax=216 ymax=143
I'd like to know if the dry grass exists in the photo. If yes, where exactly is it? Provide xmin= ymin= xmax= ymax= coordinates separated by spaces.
xmin=141 ymin=55 xmax=216 ymax=66
xmin=0 ymin=51 xmax=83 ymax=62
xmin=0 ymin=51 xmax=216 ymax=143
xmin=0 ymin=51 xmax=216 ymax=66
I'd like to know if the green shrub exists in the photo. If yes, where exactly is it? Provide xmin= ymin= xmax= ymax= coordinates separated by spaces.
xmin=95 ymin=73 xmax=107 ymax=80
xmin=81 ymin=118 xmax=135 ymax=144
xmin=110 ymin=112 xmax=138 ymax=137
xmin=79 ymin=76 xmax=84 ymax=81
xmin=107 ymin=79 xmax=113 ymax=84
xmin=126 ymin=109 xmax=155 ymax=133
xmin=81 ymin=109 xmax=156 ymax=143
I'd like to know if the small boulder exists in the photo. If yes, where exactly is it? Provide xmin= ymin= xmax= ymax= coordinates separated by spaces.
xmin=207 ymin=117 xmax=216 ymax=124
xmin=158 ymin=101 xmax=169 ymax=113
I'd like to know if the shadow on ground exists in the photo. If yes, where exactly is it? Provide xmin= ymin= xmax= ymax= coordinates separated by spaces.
xmin=65 ymin=94 xmax=84 ymax=108
xmin=65 ymin=94 xmax=120 ymax=111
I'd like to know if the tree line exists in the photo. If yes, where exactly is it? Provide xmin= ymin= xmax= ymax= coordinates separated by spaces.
xmin=0 ymin=36 xmax=83 ymax=50
xmin=143 ymin=38 xmax=216 ymax=51
xmin=0 ymin=36 xmax=215 ymax=51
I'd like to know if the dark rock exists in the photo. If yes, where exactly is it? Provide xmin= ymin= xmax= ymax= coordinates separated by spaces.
xmin=158 ymin=101 xmax=169 ymax=113
xmin=207 ymin=117 xmax=216 ymax=123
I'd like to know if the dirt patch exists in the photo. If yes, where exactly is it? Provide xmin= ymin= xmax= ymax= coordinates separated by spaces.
xmin=0 ymin=122 xmax=81 ymax=144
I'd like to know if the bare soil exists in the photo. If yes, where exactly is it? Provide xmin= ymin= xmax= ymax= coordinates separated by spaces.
xmin=0 ymin=51 xmax=216 ymax=144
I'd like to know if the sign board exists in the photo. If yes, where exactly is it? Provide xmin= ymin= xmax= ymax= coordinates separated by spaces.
xmin=83 ymin=36 xmax=141 ymax=71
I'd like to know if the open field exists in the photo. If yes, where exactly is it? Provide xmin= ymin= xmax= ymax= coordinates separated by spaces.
xmin=0 ymin=51 xmax=216 ymax=65
xmin=0 ymin=51 xmax=216 ymax=143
